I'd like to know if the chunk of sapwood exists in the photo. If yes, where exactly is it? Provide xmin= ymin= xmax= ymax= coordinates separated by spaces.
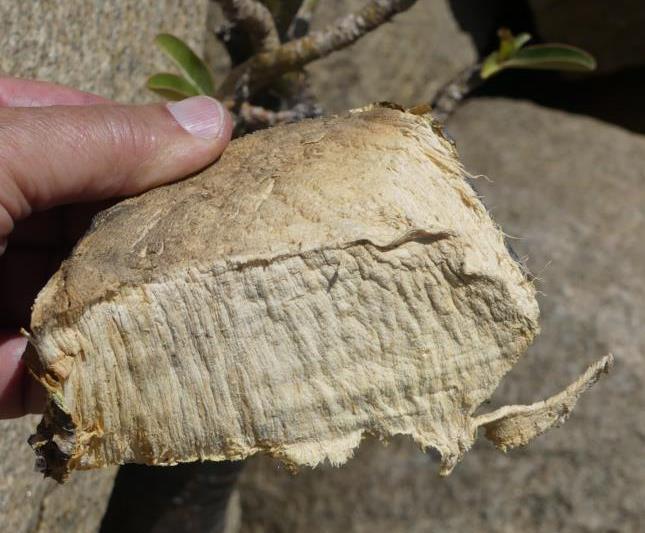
xmin=25 ymin=105 xmax=612 ymax=483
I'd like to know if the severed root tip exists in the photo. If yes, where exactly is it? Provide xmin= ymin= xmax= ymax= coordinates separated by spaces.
xmin=474 ymin=354 xmax=614 ymax=452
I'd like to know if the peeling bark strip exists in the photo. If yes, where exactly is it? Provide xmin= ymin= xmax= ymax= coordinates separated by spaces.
xmin=238 ymin=101 xmax=317 ymax=129
xmin=476 ymin=354 xmax=614 ymax=451
xmin=26 ymin=106 xmax=610 ymax=483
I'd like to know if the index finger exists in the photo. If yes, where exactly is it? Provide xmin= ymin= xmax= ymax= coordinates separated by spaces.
xmin=0 ymin=333 xmax=45 ymax=418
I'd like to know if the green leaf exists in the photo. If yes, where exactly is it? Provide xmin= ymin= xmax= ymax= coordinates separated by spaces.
xmin=513 ymin=32 xmax=532 ymax=50
xmin=154 ymin=33 xmax=214 ymax=95
xmin=481 ymin=52 xmax=502 ymax=79
xmin=146 ymin=73 xmax=200 ymax=101
xmin=481 ymin=44 xmax=596 ymax=79
xmin=497 ymin=28 xmax=516 ymax=61
xmin=483 ymin=30 xmax=534 ymax=78
xmin=503 ymin=44 xmax=597 ymax=72
xmin=497 ymin=29 xmax=532 ymax=60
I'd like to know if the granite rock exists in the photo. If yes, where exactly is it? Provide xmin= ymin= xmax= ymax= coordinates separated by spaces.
xmin=0 ymin=415 xmax=117 ymax=533
xmin=0 ymin=1 xmax=208 ymax=103
xmin=306 ymin=0 xmax=477 ymax=112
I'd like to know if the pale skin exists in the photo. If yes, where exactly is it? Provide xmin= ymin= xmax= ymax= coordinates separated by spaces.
xmin=0 ymin=77 xmax=233 ymax=419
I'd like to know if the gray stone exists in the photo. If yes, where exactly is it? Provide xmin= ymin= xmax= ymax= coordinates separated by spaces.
xmin=307 ymin=0 xmax=477 ymax=112
xmin=237 ymin=99 xmax=644 ymax=532
xmin=0 ymin=416 xmax=118 ymax=533
xmin=0 ymin=2 xmax=208 ymax=532
xmin=0 ymin=1 xmax=209 ymax=103
xmin=529 ymin=0 xmax=645 ymax=74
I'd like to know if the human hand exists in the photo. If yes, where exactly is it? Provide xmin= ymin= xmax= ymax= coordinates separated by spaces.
xmin=0 ymin=77 xmax=233 ymax=419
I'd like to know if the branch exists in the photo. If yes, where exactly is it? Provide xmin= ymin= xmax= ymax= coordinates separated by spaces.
xmin=217 ymin=0 xmax=419 ymax=101
xmin=257 ymin=0 xmax=304 ymax=37
xmin=215 ymin=0 xmax=280 ymax=53
xmin=238 ymin=101 xmax=321 ymax=131
xmin=430 ymin=64 xmax=483 ymax=123
xmin=287 ymin=0 xmax=319 ymax=40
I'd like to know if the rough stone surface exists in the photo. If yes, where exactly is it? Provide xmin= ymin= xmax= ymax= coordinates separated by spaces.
xmin=0 ymin=1 xmax=209 ymax=103
xmin=100 ymin=461 xmax=243 ymax=533
xmin=236 ymin=99 xmax=643 ymax=532
xmin=529 ymin=0 xmax=645 ymax=74
xmin=0 ymin=1 xmax=209 ymax=532
xmin=0 ymin=415 xmax=117 ymax=533
xmin=306 ymin=0 xmax=477 ymax=112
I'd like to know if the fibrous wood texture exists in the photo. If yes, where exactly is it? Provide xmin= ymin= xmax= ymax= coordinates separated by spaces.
xmin=26 ymin=106 xmax=611 ymax=483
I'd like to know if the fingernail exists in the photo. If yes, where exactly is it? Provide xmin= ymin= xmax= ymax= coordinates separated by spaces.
xmin=167 ymin=96 xmax=225 ymax=139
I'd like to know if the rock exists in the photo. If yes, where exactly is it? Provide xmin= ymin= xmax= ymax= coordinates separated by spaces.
xmin=0 ymin=2 xmax=209 ymax=532
xmin=529 ymin=0 xmax=645 ymax=74
xmin=0 ymin=1 xmax=209 ymax=103
xmin=445 ymin=98 xmax=644 ymax=532
xmin=307 ymin=0 xmax=477 ymax=112
xmin=236 ymin=99 xmax=643 ymax=532
xmin=0 ymin=416 xmax=117 ymax=533
xmin=99 ymin=462 xmax=243 ymax=533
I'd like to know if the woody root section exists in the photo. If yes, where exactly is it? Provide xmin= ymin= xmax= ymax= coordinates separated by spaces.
xmin=23 ymin=107 xmax=612 ymax=483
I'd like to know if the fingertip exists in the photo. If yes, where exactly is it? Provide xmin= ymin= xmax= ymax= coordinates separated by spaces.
xmin=0 ymin=333 xmax=28 ymax=366
xmin=166 ymin=96 xmax=234 ymax=161
xmin=214 ymin=101 xmax=234 ymax=157
xmin=121 ymin=97 xmax=233 ymax=194
xmin=0 ymin=333 xmax=29 ymax=419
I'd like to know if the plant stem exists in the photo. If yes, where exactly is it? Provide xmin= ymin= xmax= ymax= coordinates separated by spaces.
xmin=287 ymin=0 xmax=319 ymax=40
xmin=216 ymin=0 xmax=419 ymax=102
xmin=215 ymin=0 xmax=280 ymax=52
xmin=238 ymin=101 xmax=321 ymax=131
xmin=431 ymin=64 xmax=483 ymax=122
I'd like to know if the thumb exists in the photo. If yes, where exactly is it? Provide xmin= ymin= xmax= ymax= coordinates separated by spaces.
xmin=0 ymin=96 xmax=232 ymax=239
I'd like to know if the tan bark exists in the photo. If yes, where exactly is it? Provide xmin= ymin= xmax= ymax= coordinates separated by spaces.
xmin=26 ymin=105 xmax=610 ymax=483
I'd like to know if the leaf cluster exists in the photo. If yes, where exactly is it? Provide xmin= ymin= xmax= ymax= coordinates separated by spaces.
xmin=147 ymin=34 xmax=216 ymax=100
xmin=481 ymin=28 xmax=596 ymax=79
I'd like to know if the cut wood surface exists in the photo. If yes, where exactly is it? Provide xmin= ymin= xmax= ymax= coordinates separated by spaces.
xmin=25 ymin=105 xmax=611 ymax=483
